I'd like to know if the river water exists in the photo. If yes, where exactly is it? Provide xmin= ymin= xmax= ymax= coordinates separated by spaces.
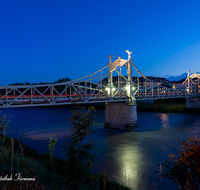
xmin=0 ymin=107 xmax=200 ymax=189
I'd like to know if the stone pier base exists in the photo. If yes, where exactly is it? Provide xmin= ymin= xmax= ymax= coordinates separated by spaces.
xmin=105 ymin=102 xmax=138 ymax=132
xmin=186 ymin=97 xmax=200 ymax=108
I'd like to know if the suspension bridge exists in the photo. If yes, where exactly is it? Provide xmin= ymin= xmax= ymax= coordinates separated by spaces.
xmin=0 ymin=50 xmax=199 ymax=131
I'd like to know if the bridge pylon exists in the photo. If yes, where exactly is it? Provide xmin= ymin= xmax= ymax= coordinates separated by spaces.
xmin=105 ymin=51 xmax=138 ymax=132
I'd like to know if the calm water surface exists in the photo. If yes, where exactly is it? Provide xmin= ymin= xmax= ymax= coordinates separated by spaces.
xmin=1 ymin=107 xmax=200 ymax=189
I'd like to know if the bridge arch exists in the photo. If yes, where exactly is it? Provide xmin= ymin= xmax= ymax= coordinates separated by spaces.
xmin=109 ymin=56 xmax=128 ymax=72
xmin=183 ymin=72 xmax=200 ymax=88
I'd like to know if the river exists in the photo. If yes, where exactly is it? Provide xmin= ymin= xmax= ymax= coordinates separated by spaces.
xmin=0 ymin=107 xmax=200 ymax=189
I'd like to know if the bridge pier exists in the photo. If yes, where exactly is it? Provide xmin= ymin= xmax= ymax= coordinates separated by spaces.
xmin=186 ymin=97 xmax=200 ymax=108
xmin=105 ymin=102 xmax=138 ymax=132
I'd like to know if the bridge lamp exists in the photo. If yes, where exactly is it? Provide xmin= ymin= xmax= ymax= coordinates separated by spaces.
xmin=105 ymin=87 xmax=110 ymax=91
xmin=125 ymin=85 xmax=135 ymax=90
xmin=112 ymin=88 xmax=116 ymax=91
xmin=125 ymin=85 xmax=130 ymax=90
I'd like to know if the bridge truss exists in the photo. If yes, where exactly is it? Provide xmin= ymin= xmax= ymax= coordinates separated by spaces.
xmin=0 ymin=51 xmax=199 ymax=108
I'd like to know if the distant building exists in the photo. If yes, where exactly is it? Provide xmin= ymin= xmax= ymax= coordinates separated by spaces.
xmin=168 ymin=78 xmax=186 ymax=88
xmin=101 ymin=76 xmax=169 ymax=88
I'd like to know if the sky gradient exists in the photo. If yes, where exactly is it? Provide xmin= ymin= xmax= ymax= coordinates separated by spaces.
xmin=0 ymin=0 xmax=200 ymax=85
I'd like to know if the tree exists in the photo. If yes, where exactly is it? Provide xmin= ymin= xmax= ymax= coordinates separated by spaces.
xmin=62 ymin=106 xmax=96 ymax=189
xmin=162 ymin=135 xmax=200 ymax=189
xmin=49 ymin=135 xmax=57 ymax=162
xmin=54 ymin=77 xmax=71 ymax=84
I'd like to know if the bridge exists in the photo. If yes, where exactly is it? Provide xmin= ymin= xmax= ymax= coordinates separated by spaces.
xmin=0 ymin=50 xmax=200 ymax=131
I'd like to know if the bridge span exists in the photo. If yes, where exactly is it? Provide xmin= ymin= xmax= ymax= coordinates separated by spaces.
xmin=0 ymin=51 xmax=200 ymax=131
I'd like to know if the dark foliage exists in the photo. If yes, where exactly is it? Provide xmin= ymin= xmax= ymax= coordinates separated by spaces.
xmin=62 ymin=106 xmax=96 ymax=189
xmin=162 ymin=136 xmax=200 ymax=189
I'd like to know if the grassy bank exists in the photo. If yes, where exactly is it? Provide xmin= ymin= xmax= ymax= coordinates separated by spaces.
xmin=0 ymin=139 xmax=131 ymax=189
xmin=137 ymin=98 xmax=200 ymax=114
xmin=137 ymin=99 xmax=186 ymax=113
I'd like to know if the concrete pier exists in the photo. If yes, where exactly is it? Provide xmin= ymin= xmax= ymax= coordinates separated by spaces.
xmin=105 ymin=102 xmax=138 ymax=132
xmin=186 ymin=97 xmax=200 ymax=108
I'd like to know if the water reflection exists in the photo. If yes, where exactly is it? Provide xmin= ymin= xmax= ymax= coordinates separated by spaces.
xmin=157 ymin=113 xmax=169 ymax=129
xmin=116 ymin=142 xmax=141 ymax=186
xmin=22 ymin=127 xmax=72 ymax=141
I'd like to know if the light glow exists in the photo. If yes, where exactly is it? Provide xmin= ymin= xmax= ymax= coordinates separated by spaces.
xmin=105 ymin=88 xmax=110 ymax=91
xmin=125 ymin=85 xmax=130 ymax=90
xmin=125 ymin=85 xmax=135 ymax=90
xmin=105 ymin=87 xmax=115 ymax=91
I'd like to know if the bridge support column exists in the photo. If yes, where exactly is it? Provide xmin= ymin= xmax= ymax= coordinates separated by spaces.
xmin=105 ymin=102 xmax=138 ymax=132
xmin=186 ymin=97 xmax=200 ymax=108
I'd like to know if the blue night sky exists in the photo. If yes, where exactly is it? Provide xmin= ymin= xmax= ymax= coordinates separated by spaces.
xmin=0 ymin=0 xmax=200 ymax=85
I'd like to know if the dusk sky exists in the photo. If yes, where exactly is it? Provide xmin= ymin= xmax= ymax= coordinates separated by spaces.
xmin=0 ymin=0 xmax=200 ymax=85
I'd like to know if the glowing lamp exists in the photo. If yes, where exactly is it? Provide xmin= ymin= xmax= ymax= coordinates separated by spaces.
xmin=105 ymin=88 xmax=110 ymax=91
xmin=125 ymin=86 xmax=129 ymax=90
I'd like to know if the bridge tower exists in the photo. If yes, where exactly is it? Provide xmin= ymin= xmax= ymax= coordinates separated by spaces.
xmin=185 ymin=72 xmax=200 ymax=108
xmin=105 ymin=51 xmax=138 ymax=132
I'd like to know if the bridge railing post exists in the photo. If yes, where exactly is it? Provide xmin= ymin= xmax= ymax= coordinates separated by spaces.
xmin=98 ymin=78 xmax=100 ymax=100
xmin=69 ymin=85 xmax=71 ymax=102
xmin=30 ymin=88 xmax=33 ymax=104
xmin=145 ymin=78 xmax=147 ymax=97
xmin=120 ymin=68 xmax=122 ymax=99
xmin=65 ymin=85 xmax=67 ymax=97
xmin=90 ymin=75 xmax=91 ymax=96
xmin=5 ymin=87 xmax=7 ymax=105
xmin=51 ymin=86 xmax=53 ymax=102
xmin=85 ymin=82 xmax=87 ymax=101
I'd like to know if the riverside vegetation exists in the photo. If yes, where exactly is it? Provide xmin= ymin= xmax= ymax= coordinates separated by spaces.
xmin=160 ymin=135 xmax=200 ymax=189
xmin=0 ymin=108 xmax=200 ymax=189
xmin=137 ymin=98 xmax=200 ymax=114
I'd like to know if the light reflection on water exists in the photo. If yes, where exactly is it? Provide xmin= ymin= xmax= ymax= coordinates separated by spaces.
xmin=0 ymin=108 xmax=200 ymax=189
xmin=158 ymin=113 xmax=169 ymax=129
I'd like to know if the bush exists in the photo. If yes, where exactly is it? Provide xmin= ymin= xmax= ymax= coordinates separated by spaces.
xmin=162 ymin=135 xmax=200 ymax=189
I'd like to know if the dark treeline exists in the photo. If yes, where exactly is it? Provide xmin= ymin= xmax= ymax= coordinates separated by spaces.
xmin=8 ymin=77 xmax=71 ymax=86
xmin=1 ymin=77 xmax=99 ymax=96
xmin=0 ymin=77 xmax=72 ymax=96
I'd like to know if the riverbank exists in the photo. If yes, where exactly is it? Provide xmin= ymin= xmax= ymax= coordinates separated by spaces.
xmin=0 ymin=138 xmax=131 ymax=189
xmin=50 ymin=98 xmax=200 ymax=114
xmin=137 ymin=98 xmax=200 ymax=114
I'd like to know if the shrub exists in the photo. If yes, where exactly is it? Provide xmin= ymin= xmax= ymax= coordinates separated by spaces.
xmin=162 ymin=135 xmax=200 ymax=189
